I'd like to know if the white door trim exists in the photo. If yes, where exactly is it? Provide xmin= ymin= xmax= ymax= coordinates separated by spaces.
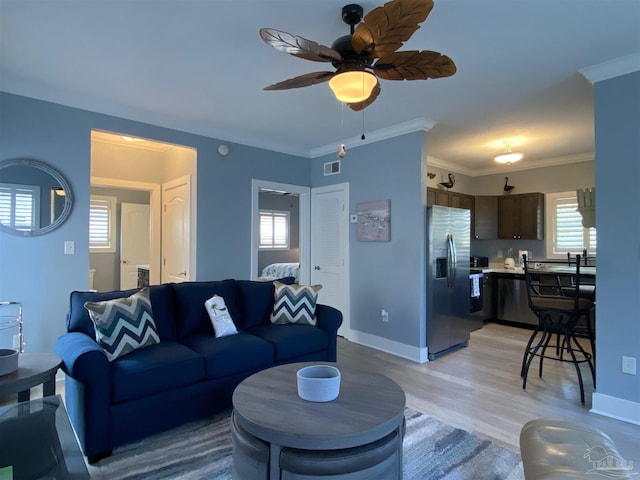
xmin=251 ymin=179 xmax=310 ymax=285
xmin=311 ymin=182 xmax=350 ymax=339
xmin=91 ymin=176 xmax=161 ymax=285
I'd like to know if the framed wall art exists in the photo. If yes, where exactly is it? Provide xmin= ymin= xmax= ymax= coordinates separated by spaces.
xmin=356 ymin=199 xmax=390 ymax=242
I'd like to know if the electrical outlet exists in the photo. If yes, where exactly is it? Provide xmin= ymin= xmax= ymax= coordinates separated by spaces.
xmin=622 ymin=356 xmax=636 ymax=375
xmin=12 ymin=334 xmax=21 ymax=349
xmin=381 ymin=309 xmax=389 ymax=323
xmin=497 ymin=250 xmax=503 ymax=258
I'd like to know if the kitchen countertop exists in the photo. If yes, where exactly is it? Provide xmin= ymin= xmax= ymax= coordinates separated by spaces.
xmin=481 ymin=266 xmax=596 ymax=276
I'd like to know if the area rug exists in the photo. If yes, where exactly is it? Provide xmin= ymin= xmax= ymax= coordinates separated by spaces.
xmin=87 ymin=408 xmax=524 ymax=479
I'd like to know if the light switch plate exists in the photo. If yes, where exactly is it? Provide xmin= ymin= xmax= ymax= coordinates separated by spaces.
xmin=622 ymin=356 xmax=636 ymax=375
xmin=64 ymin=240 xmax=75 ymax=255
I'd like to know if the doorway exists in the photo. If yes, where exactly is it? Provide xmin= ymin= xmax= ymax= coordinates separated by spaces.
xmin=90 ymin=177 xmax=161 ymax=289
xmin=90 ymin=130 xmax=196 ymax=290
xmin=251 ymin=180 xmax=310 ymax=284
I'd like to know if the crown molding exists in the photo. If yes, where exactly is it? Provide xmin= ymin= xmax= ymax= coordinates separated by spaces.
xmin=426 ymin=155 xmax=476 ymax=176
xmin=309 ymin=117 xmax=436 ymax=158
xmin=428 ymin=152 xmax=595 ymax=177
xmin=579 ymin=52 xmax=640 ymax=84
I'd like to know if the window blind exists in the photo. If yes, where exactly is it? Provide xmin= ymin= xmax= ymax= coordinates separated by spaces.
xmin=259 ymin=210 xmax=289 ymax=249
xmin=0 ymin=183 xmax=39 ymax=230
xmin=89 ymin=196 xmax=116 ymax=251
xmin=551 ymin=194 xmax=596 ymax=255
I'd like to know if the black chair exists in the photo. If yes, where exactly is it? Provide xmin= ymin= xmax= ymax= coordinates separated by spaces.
xmin=521 ymin=254 xmax=596 ymax=404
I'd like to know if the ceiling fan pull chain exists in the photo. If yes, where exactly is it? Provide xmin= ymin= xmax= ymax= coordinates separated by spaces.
xmin=361 ymin=109 xmax=366 ymax=140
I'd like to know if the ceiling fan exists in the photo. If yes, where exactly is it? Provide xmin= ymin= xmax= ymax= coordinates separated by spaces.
xmin=259 ymin=0 xmax=456 ymax=111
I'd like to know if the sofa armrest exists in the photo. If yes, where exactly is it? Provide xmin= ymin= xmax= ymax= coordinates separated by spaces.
xmin=55 ymin=332 xmax=113 ymax=458
xmin=315 ymin=304 xmax=343 ymax=362
xmin=55 ymin=332 xmax=110 ymax=382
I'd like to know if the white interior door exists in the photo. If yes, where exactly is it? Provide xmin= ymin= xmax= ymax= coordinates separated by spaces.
xmin=311 ymin=183 xmax=349 ymax=337
xmin=120 ymin=203 xmax=150 ymax=290
xmin=162 ymin=176 xmax=191 ymax=284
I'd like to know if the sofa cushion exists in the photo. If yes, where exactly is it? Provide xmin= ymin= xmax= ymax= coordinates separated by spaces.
xmin=172 ymin=280 xmax=238 ymax=337
xmin=235 ymin=278 xmax=296 ymax=330
xmin=111 ymin=341 xmax=205 ymax=403
xmin=271 ymin=282 xmax=322 ymax=326
xmin=84 ymin=288 xmax=161 ymax=361
xmin=248 ymin=324 xmax=329 ymax=362
xmin=181 ymin=332 xmax=274 ymax=379
xmin=68 ymin=284 xmax=177 ymax=341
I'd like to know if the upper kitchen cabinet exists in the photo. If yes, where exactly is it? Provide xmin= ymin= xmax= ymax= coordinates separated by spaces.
xmin=474 ymin=196 xmax=498 ymax=239
xmin=427 ymin=187 xmax=475 ymax=236
xmin=497 ymin=193 xmax=544 ymax=240
xmin=427 ymin=188 xmax=474 ymax=210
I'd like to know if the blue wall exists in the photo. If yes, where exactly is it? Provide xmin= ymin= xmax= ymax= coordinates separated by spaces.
xmin=0 ymin=92 xmax=309 ymax=352
xmin=593 ymin=71 xmax=640 ymax=405
xmin=311 ymin=132 xmax=427 ymax=355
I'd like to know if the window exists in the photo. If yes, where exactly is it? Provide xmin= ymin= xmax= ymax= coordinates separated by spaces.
xmin=89 ymin=195 xmax=117 ymax=253
xmin=546 ymin=191 xmax=596 ymax=259
xmin=259 ymin=210 xmax=289 ymax=249
xmin=0 ymin=183 xmax=40 ymax=231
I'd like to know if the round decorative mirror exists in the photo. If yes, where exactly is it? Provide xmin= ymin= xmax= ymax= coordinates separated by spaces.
xmin=0 ymin=159 xmax=73 ymax=236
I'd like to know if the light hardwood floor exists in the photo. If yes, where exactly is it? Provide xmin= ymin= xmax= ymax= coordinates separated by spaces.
xmin=338 ymin=322 xmax=640 ymax=464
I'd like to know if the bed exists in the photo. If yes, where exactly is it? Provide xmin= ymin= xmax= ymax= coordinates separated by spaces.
xmin=258 ymin=262 xmax=300 ymax=282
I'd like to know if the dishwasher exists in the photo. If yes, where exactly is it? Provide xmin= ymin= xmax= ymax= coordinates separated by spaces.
xmin=470 ymin=273 xmax=494 ymax=330
xmin=495 ymin=273 xmax=539 ymax=326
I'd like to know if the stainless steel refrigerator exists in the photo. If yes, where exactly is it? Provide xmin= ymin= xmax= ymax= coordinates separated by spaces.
xmin=426 ymin=205 xmax=471 ymax=360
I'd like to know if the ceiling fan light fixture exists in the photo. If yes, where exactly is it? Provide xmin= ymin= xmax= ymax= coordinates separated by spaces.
xmin=329 ymin=71 xmax=377 ymax=103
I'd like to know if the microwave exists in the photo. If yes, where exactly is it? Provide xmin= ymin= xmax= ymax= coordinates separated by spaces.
xmin=470 ymin=256 xmax=489 ymax=268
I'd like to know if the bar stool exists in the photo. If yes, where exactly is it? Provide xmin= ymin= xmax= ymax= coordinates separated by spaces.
xmin=521 ymin=255 xmax=596 ymax=403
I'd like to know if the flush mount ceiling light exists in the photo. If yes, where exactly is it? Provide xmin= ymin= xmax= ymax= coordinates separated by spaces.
xmin=328 ymin=71 xmax=377 ymax=103
xmin=494 ymin=143 xmax=524 ymax=165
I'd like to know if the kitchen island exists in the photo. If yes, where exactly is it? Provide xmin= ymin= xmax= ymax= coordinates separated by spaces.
xmin=481 ymin=265 xmax=595 ymax=328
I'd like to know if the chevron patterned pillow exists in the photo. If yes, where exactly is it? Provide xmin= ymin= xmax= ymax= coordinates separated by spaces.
xmin=270 ymin=281 xmax=322 ymax=326
xmin=84 ymin=288 xmax=160 ymax=361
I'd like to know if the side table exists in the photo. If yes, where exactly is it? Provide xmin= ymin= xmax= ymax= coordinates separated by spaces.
xmin=0 ymin=353 xmax=61 ymax=402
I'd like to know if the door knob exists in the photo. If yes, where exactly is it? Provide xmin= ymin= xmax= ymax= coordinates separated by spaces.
xmin=314 ymin=266 xmax=321 ymax=270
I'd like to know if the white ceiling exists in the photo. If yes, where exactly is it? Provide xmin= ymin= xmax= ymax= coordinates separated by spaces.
xmin=2 ymin=1 xmax=639 ymax=175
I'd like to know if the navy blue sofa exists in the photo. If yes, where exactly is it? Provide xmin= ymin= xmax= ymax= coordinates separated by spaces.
xmin=54 ymin=278 xmax=342 ymax=462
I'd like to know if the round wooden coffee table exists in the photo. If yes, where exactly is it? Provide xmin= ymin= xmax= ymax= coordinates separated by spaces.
xmin=232 ymin=362 xmax=406 ymax=479
xmin=0 ymin=353 xmax=61 ymax=402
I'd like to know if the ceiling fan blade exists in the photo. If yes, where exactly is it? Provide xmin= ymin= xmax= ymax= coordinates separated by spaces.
xmin=260 ymin=28 xmax=342 ymax=63
xmin=263 ymin=71 xmax=336 ymax=91
xmin=352 ymin=0 xmax=434 ymax=59
xmin=348 ymin=81 xmax=381 ymax=111
xmin=373 ymin=50 xmax=456 ymax=80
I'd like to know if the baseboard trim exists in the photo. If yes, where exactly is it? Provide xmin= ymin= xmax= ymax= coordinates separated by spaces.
xmin=591 ymin=393 xmax=640 ymax=425
xmin=347 ymin=330 xmax=428 ymax=363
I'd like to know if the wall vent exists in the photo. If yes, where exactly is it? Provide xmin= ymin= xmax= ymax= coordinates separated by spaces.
xmin=323 ymin=160 xmax=341 ymax=176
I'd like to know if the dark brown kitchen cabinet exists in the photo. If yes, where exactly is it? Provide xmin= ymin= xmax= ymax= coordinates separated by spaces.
xmin=497 ymin=193 xmax=544 ymax=240
xmin=474 ymin=196 xmax=498 ymax=239
xmin=427 ymin=188 xmax=474 ymax=210
xmin=427 ymin=187 xmax=475 ymax=234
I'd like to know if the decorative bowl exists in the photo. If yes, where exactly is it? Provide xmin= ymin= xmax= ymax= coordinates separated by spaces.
xmin=0 ymin=348 xmax=19 ymax=376
xmin=296 ymin=365 xmax=341 ymax=402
